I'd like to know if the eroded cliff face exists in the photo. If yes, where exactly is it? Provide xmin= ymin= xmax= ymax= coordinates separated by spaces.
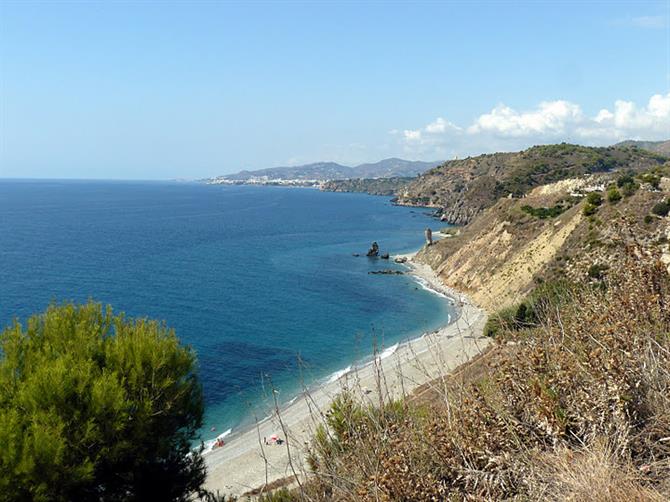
xmin=397 ymin=144 xmax=666 ymax=225
xmin=416 ymin=176 xmax=670 ymax=312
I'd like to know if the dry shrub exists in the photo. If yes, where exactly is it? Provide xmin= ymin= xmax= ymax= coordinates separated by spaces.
xmin=300 ymin=252 xmax=670 ymax=501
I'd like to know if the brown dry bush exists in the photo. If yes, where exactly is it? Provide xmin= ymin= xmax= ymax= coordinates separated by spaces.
xmin=296 ymin=253 xmax=670 ymax=501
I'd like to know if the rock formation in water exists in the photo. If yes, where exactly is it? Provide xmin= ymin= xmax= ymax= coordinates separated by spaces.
xmin=366 ymin=242 xmax=379 ymax=257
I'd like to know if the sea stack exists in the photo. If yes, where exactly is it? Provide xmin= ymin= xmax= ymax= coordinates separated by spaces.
xmin=425 ymin=228 xmax=433 ymax=246
xmin=366 ymin=241 xmax=379 ymax=257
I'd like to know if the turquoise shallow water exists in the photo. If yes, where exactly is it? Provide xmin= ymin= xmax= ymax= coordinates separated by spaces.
xmin=0 ymin=180 xmax=453 ymax=438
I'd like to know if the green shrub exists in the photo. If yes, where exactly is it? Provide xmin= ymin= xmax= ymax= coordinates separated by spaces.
xmin=586 ymin=192 xmax=603 ymax=206
xmin=651 ymin=201 xmax=670 ymax=217
xmin=644 ymin=214 xmax=654 ymax=224
xmin=484 ymin=282 xmax=572 ymax=337
xmin=606 ymin=187 xmax=622 ymax=203
xmin=484 ymin=306 xmax=518 ymax=337
xmin=621 ymin=182 xmax=639 ymax=197
xmin=639 ymin=173 xmax=661 ymax=190
xmin=616 ymin=173 xmax=635 ymax=187
xmin=521 ymin=204 xmax=564 ymax=219
xmin=583 ymin=203 xmax=598 ymax=216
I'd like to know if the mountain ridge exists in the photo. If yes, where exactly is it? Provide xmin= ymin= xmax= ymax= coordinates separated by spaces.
xmin=207 ymin=158 xmax=442 ymax=183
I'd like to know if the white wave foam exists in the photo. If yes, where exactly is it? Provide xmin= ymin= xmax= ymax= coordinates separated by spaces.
xmin=412 ymin=276 xmax=449 ymax=299
xmin=376 ymin=343 xmax=399 ymax=361
xmin=327 ymin=365 xmax=352 ymax=383
xmin=202 ymin=428 xmax=233 ymax=455
xmin=217 ymin=428 xmax=232 ymax=440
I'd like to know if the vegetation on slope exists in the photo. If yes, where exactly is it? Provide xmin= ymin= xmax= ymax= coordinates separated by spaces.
xmin=265 ymin=252 xmax=670 ymax=501
xmin=321 ymin=177 xmax=414 ymax=196
xmin=247 ymin=157 xmax=670 ymax=501
xmin=396 ymin=143 xmax=667 ymax=224
xmin=615 ymin=139 xmax=670 ymax=156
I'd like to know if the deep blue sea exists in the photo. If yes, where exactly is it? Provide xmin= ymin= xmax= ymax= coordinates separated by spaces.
xmin=0 ymin=180 xmax=452 ymax=440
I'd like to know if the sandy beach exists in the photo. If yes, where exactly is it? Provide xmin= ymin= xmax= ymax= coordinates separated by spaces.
xmin=203 ymin=252 xmax=489 ymax=498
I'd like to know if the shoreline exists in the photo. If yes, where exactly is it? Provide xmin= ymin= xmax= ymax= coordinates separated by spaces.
xmin=203 ymin=249 xmax=489 ymax=497
xmin=199 ymin=234 xmax=451 ymax=456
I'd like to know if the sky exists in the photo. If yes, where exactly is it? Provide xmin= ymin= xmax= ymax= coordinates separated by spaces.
xmin=0 ymin=0 xmax=669 ymax=180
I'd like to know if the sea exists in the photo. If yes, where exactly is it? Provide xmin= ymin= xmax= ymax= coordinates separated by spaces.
xmin=0 ymin=180 xmax=454 ymax=442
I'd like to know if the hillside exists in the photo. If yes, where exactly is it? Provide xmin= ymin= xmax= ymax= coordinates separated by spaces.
xmin=416 ymin=167 xmax=670 ymax=312
xmin=395 ymin=143 xmax=667 ymax=225
xmin=321 ymin=177 xmax=414 ymax=196
xmin=265 ymin=162 xmax=670 ymax=502
xmin=207 ymin=158 xmax=442 ymax=184
xmin=616 ymin=139 xmax=670 ymax=156
xmin=264 ymin=164 xmax=670 ymax=501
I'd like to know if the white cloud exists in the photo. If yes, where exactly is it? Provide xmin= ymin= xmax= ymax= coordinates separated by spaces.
xmin=579 ymin=93 xmax=670 ymax=139
xmin=468 ymin=100 xmax=582 ymax=136
xmin=403 ymin=129 xmax=423 ymax=142
xmin=631 ymin=15 xmax=666 ymax=29
xmin=425 ymin=117 xmax=457 ymax=134
xmin=396 ymin=92 xmax=670 ymax=158
xmin=399 ymin=117 xmax=461 ymax=147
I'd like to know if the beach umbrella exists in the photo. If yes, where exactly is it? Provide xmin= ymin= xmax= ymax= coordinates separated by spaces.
xmin=270 ymin=434 xmax=278 ymax=441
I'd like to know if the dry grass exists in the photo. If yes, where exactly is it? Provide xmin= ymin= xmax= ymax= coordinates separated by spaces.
xmin=527 ymin=441 xmax=667 ymax=502
xmin=266 ymin=251 xmax=670 ymax=501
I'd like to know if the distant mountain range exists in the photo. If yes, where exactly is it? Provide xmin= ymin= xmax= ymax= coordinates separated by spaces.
xmin=206 ymin=158 xmax=443 ymax=184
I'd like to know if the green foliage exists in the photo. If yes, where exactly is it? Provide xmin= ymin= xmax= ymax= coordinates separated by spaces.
xmin=586 ymin=192 xmax=603 ymax=206
xmin=583 ymin=203 xmax=598 ymax=216
xmin=0 ymin=302 xmax=205 ymax=502
xmin=257 ymin=488 xmax=295 ymax=502
xmin=639 ymin=173 xmax=661 ymax=190
xmin=485 ymin=280 xmax=574 ymax=338
xmin=644 ymin=214 xmax=654 ymax=224
xmin=521 ymin=203 xmax=568 ymax=219
xmin=606 ymin=187 xmax=622 ymax=203
xmin=616 ymin=173 xmax=636 ymax=187
xmin=621 ymin=183 xmax=638 ymax=197
xmin=614 ymin=172 xmax=641 ymax=197
xmin=484 ymin=305 xmax=517 ymax=337
xmin=323 ymin=177 xmax=413 ymax=196
xmin=651 ymin=201 xmax=670 ymax=217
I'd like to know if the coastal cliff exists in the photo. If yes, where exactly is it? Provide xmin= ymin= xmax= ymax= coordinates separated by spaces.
xmin=416 ymin=169 xmax=670 ymax=312
xmin=321 ymin=176 xmax=414 ymax=196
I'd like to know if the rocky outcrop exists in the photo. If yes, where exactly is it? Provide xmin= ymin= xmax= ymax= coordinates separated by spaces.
xmin=366 ymin=242 xmax=379 ymax=257
xmin=424 ymin=228 xmax=433 ymax=246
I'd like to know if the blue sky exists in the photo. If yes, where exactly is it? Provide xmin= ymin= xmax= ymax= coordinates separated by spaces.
xmin=1 ymin=1 xmax=668 ymax=179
